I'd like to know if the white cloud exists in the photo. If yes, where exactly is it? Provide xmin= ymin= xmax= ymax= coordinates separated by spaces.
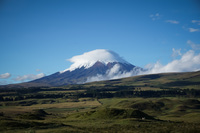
xmin=86 ymin=48 xmax=200 ymax=83
xmin=192 ymin=20 xmax=200 ymax=25
xmin=13 ymin=73 xmax=45 ymax=82
xmin=141 ymin=50 xmax=200 ymax=74
xmin=86 ymin=64 xmax=142 ymax=83
xmin=165 ymin=20 xmax=179 ymax=24
xmin=187 ymin=40 xmax=200 ymax=50
xmin=149 ymin=13 xmax=161 ymax=21
xmin=171 ymin=48 xmax=182 ymax=58
xmin=0 ymin=73 xmax=11 ymax=79
xmin=61 ymin=49 xmax=127 ymax=72
xmin=86 ymin=64 xmax=123 ymax=82
xmin=188 ymin=28 xmax=199 ymax=32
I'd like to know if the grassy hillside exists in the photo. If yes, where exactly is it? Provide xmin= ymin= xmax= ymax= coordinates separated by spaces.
xmin=0 ymin=71 xmax=200 ymax=132
xmin=84 ymin=71 xmax=200 ymax=89
xmin=1 ymin=97 xmax=200 ymax=133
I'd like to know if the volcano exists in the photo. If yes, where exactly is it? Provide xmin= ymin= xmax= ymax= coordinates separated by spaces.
xmin=29 ymin=49 xmax=143 ymax=86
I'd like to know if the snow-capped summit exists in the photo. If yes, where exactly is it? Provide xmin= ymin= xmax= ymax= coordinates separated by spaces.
xmin=61 ymin=49 xmax=129 ymax=73
xmin=30 ymin=49 xmax=143 ymax=86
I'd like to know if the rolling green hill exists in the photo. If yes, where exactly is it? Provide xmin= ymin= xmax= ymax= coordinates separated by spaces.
xmin=83 ymin=71 xmax=200 ymax=89
xmin=0 ymin=71 xmax=200 ymax=132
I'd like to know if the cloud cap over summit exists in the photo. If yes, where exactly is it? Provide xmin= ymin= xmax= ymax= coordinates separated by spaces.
xmin=29 ymin=49 xmax=141 ymax=86
xmin=62 ymin=49 xmax=129 ymax=72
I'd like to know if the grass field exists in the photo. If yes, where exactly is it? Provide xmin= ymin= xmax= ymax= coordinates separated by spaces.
xmin=1 ymin=97 xmax=200 ymax=133
xmin=0 ymin=71 xmax=200 ymax=132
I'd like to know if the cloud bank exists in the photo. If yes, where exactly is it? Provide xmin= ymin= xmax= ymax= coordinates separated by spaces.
xmin=142 ymin=50 xmax=200 ymax=74
xmin=0 ymin=73 xmax=11 ymax=79
xmin=13 ymin=73 xmax=45 ymax=82
xmin=86 ymin=49 xmax=200 ymax=83
xmin=86 ymin=64 xmax=141 ymax=83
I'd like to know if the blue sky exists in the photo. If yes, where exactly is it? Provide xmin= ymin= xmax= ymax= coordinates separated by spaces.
xmin=0 ymin=0 xmax=200 ymax=85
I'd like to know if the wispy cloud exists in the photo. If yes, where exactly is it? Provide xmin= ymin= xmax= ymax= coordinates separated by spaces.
xmin=171 ymin=48 xmax=182 ymax=58
xmin=188 ymin=28 xmax=199 ymax=32
xmin=187 ymin=40 xmax=200 ymax=50
xmin=165 ymin=20 xmax=179 ymax=24
xmin=149 ymin=13 xmax=161 ymax=21
xmin=192 ymin=20 xmax=200 ymax=25
xmin=13 ymin=73 xmax=45 ymax=82
xmin=0 ymin=73 xmax=11 ymax=79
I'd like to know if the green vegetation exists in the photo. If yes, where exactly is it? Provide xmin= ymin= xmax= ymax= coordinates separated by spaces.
xmin=0 ymin=71 xmax=200 ymax=132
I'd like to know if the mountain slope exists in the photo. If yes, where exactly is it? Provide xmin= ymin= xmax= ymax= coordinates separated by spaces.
xmin=1 ymin=49 xmax=144 ymax=87
xmin=84 ymin=71 xmax=200 ymax=89
xmin=60 ymin=49 xmax=129 ymax=72
xmin=26 ymin=49 xmax=142 ymax=86
xmin=31 ymin=61 xmax=140 ymax=86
